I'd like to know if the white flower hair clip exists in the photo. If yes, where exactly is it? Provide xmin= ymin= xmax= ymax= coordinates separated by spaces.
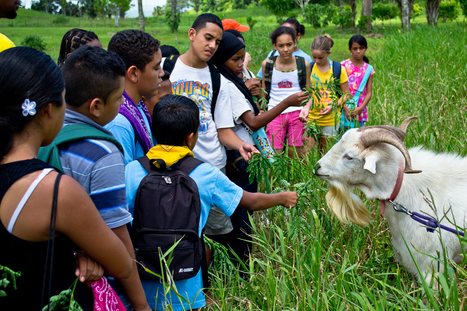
xmin=22 ymin=99 xmax=37 ymax=117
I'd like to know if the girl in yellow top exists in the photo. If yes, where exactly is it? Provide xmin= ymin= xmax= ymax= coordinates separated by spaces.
xmin=299 ymin=34 xmax=350 ymax=154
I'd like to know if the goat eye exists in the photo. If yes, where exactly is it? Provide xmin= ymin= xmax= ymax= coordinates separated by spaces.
xmin=343 ymin=154 xmax=353 ymax=160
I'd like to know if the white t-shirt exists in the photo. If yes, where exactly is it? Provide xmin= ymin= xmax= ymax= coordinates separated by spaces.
xmin=164 ymin=58 xmax=234 ymax=169
xmin=268 ymin=67 xmax=302 ymax=114
xmin=226 ymin=81 xmax=255 ymax=150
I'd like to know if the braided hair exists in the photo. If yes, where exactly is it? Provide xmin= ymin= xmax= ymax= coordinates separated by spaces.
xmin=57 ymin=28 xmax=99 ymax=67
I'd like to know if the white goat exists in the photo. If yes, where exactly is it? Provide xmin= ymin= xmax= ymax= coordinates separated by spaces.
xmin=316 ymin=117 xmax=467 ymax=284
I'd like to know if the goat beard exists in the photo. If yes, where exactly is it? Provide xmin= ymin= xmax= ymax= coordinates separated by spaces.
xmin=325 ymin=182 xmax=372 ymax=227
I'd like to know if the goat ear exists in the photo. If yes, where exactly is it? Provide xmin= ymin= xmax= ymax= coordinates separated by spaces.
xmin=363 ymin=153 xmax=378 ymax=174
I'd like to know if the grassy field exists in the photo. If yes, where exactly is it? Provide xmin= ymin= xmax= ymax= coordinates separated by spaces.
xmin=2 ymin=6 xmax=467 ymax=310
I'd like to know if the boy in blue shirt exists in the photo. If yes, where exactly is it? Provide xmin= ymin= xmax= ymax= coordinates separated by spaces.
xmin=106 ymin=29 xmax=164 ymax=165
xmin=125 ymin=95 xmax=298 ymax=311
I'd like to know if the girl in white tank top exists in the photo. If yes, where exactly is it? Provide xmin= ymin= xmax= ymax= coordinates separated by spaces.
xmin=261 ymin=26 xmax=312 ymax=158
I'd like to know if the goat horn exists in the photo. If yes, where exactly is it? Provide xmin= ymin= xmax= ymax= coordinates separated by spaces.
xmin=360 ymin=128 xmax=422 ymax=174
xmin=357 ymin=117 xmax=418 ymax=141
xmin=358 ymin=125 xmax=406 ymax=141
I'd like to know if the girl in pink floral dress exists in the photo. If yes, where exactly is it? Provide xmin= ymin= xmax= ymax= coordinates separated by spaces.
xmin=341 ymin=35 xmax=374 ymax=127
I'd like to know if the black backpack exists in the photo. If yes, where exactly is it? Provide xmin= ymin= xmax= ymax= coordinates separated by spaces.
xmin=163 ymin=54 xmax=221 ymax=120
xmin=131 ymin=155 xmax=208 ymax=286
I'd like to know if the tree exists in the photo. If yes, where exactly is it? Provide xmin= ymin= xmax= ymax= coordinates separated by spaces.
xmin=31 ymin=0 xmax=59 ymax=14
xmin=360 ymin=0 xmax=372 ymax=29
xmin=192 ymin=0 xmax=200 ymax=12
xmin=295 ymin=0 xmax=310 ymax=17
xmin=166 ymin=0 xmax=180 ymax=41
xmin=395 ymin=0 xmax=415 ymax=30
xmin=332 ymin=5 xmax=353 ymax=38
xmin=460 ymin=0 xmax=467 ymax=18
xmin=347 ymin=0 xmax=356 ymax=27
xmin=303 ymin=3 xmax=336 ymax=36
xmin=138 ymin=0 xmax=144 ymax=31
xmin=152 ymin=5 xmax=164 ymax=16
xmin=95 ymin=0 xmax=132 ymax=27
xmin=260 ymin=0 xmax=296 ymax=24
xmin=426 ymin=0 xmax=441 ymax=25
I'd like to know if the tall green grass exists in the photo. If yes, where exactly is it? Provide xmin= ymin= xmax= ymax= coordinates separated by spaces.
xmin=204 ymin=24 xmax=467 ymax=310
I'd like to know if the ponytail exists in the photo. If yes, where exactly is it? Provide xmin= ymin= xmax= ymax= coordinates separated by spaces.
xmin=311 ymin=34 xmax=334 ymax=53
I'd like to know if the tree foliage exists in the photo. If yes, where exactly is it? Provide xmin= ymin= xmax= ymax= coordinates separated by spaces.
xmin=438 ymin=0 xmax=460 ymax=22
xmin=303 ymin=3 xmax=336 ymax=35
xmin=260 ymin=0 xmax=296 ymax=23
xmin=166 ymin=0 xmax=181 ymax=34
xmin=372 ymin=3 xmax=398 ymax=24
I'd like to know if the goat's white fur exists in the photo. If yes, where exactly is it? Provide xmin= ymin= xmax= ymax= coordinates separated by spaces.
xmin=316 ymin=129 xmax=467 ymax=284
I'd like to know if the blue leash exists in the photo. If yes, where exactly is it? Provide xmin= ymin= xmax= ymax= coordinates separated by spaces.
xmin=388 ymin=199 xmax=465 ymax=237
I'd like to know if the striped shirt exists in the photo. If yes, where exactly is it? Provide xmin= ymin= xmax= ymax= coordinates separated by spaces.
xmin=59 ymin=110 xmax=132 ymax=229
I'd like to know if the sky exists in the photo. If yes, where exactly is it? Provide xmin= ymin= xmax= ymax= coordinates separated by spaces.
xmin=22 ymin=0 xmax=167 ymax=18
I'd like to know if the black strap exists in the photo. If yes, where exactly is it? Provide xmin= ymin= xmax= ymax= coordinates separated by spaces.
xmin=137 ymin=156 xmax=203 ymax=176
xmin=263 ymin=51 xmax=277 ymax=101
xmin=201 ymin=233 xmax=209 ymax=291
xmin=295 ymin=56 xmax=307 ymax=91
xmin=41 ymin=173 xmax=62 ymax=310
xmin=207 ymin=62 xmax=220 ymax=121
xmin=164 ymin=55 xmax=220 ymax=121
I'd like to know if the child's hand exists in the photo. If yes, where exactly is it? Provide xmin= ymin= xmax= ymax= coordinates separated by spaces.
xmin=318 ymin=105 xmax=332 ymax=115
xmin=245 ymin=78 xmax=261 ymax=96
xmin=343 ymin=105 xmax=351 ymax=121
xmin=299 ymin=107 xmax=309 ymax=122
xmin=351 ymin=106 xmax=363 ymax=118
xmin=239 ymin=142 xmax=259 ymax=162
xmin=74 ymin=250 xmax=104 ymax=282
xmin=285 ymin=91 xmax=309 ymax=107
xmin=281 ymin=191 xmax=298 ymax=209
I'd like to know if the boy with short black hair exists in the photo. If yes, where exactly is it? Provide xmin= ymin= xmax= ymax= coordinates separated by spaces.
xmin=163 ymin=12 xmax=257 ymax=244
xmin=125 ymin=95 xmax=298 ymax=311
xmin=106 ymin=29 xmax=164 ymax=165
xmin=38 ymin=45 xmax=151 ymax=311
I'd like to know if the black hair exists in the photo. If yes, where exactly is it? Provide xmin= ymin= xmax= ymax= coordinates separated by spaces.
xmin=160 ymin=45 xmax=180 ymax=58
xmin=108 ymin=30 xmax=160 ymax=71
xmin=61 ymin=45 xmax=126 ymax=108
xmin=152 ymin=95 xmax=200 ymax=146
xmin=191 ymin=13 xmax=223 ymax=32
xmin=349 ymin=34 xmax=370 ymax=63
xmin=270 ymin=26 xmax=297 ymax=45
xmin=225 ymin=29 xmax=244 ymax=41
xmin=161 ymin=70 xmax=171 ymax=81
xmin=57 ymin=28 xmax=99 ymax=68
xmin=283 ymin=18 xmax=305 ymax=36
xmin=0 ymin=47 xmax=64 ymax=158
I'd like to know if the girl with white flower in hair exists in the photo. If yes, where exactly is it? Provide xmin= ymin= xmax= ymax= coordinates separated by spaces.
xmin=0 ymin=47 xmax=132 ymax=310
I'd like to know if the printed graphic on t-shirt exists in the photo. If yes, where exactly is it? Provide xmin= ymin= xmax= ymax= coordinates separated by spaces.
xmin=172 ymin=80 xmax=210 ymax=99
xmin=310 ymin=74 xmax=333 ymax=109
xmin=278 ymin=80 xmax=293 ymax=89
xmin=173 ymin=81 xmax=210 ymax=135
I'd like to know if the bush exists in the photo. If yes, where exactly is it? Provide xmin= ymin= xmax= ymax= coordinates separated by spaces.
xmin=247 ymin=16 xmax=257 ymax=30
xmin=20 ymin=35 xmax=47 ymax=52
xmin=372 ymin=3 xmax=398 ymax=24
xmin=52 ymin=15 xmax=69 ymax=25
xmin=303 ymin=3 xmax=336 ymax=34
xmin=332 ymin=5 xmax=353 ymax=31
xmin=438 ymin=0 xmax=460 ymax=22
xmin=357 ymin=15 xmax=373 ymax=31
xmin=411 ymin=3 xmax=423 ymax=20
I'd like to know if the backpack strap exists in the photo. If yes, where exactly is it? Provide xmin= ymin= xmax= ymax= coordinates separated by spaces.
xmin=263 ymin=51 xmax=277 ymax=101
xmin=162 ymin=54 xmax=179 ymax=73
xmin=177 ymin=156 xmax=204 ymax=176
xmin=332 ymin=60 xmax=341 ymax=81
xmin=207 ymin=62 xmax=221 ymax=121
xmin=37 ymin=124 xmax=124 ymax=173
xmin=295 ymin=56 xmax=307 ymax=91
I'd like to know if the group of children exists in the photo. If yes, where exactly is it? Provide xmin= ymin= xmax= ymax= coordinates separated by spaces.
xmin=0 ymin=12 xmax=373 ymax=311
